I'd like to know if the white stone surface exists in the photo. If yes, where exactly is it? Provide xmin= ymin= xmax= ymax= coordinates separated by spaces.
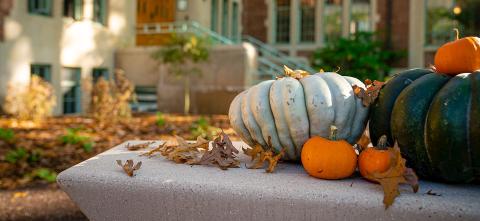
xmin=58 ymin=141 xmax=480 ymax=221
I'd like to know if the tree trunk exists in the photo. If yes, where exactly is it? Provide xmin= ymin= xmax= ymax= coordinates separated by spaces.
xmin=183 ymin=77 xmax=190 ymax=115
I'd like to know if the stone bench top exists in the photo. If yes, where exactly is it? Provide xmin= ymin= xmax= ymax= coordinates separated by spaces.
xmin=58 ymin=141 xmax=480 ymax=221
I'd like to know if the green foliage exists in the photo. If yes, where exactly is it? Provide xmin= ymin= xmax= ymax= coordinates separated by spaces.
xmin=0 ymin=128 xmax=15 ymax=142
xmin=4 ymin=147 xmax=42 ymax=164
xmin=190 ymin=117 xmax=221 ymax=140
xmin=60 ymin=128 xmax=94 ymax=152
xmin=311 ymin=32 xmax=404 ymax=81
xmin=151 ymin=34 xmax=211 ymax=114
xmin=156 ymin=112 xmax=166 ymax=127
xmin=152 ymin=34 xmax=211 ymax=77
xmin=32 ymin=168 xmax=57 ymax=183
xmin=5 ymin=147 xmax=28 ymax=164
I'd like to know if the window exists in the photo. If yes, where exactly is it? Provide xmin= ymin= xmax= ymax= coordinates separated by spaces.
xmin=350 ymin=0 xmax=371 ymax=34
xmin=221 ymin=0 xmax=229 ymax=36
xmin=426 ymin=0 xmax=479 ymax=46
xmin=62 ymin=68 xmax=82 ymax=114
xmin=177 ymin=0 xmax=188 ymax=11
xmin=275 ymin=0 xmax=291 ymax=43
xmin=231 ymin=2 xmax=239 ymax=42
xmin=28 ymin=0 xmax=53 ymax=16
xmin=92 ymin=68 xmax=109 ymax=84
xmin=31 ymin=64 xmax=52 ymax=82
xmin=300 ymin=0 xmax=315 ymax=42
xmin=211 ymin=0 xmax=218 ymax=31
xmin=93 ymin=0 xmax=107 ymax=25
xmin=324 ymin=0 xmax=342 ymax=43
xmin=63 ymin=0 xmax=83 ymax=20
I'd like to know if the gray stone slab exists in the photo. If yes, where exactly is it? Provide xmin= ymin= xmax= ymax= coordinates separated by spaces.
xmin=58 ymin=141 xmax=480 ymax=221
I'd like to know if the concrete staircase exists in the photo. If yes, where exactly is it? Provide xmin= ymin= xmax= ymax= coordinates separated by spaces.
xmin=136 ymin=21 xmax=317 ymax=84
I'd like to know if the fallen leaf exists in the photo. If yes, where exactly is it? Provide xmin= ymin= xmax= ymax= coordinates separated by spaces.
xmin=116 ymin=159 xmax=142 ymax=177
xmin=364 ymin=141 xmax=419 ymax=209
xmin=353 ymin=80 xmax=385 ymax=107
xmin=196 ymin=132 xmax=239 ymax=170
xmin=126 ymin=141 xmax=155 ymax=151
xmin=140 ymin=142 xmax=166 ymax=158
xmin=243 ymin=137 xmax=285 ymax=173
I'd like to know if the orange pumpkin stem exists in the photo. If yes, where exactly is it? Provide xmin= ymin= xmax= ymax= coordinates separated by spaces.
xmin=329 ymin=125 xmax=338 ymax=141
xmin=453 ymin=28 xmax=460 ymax=40
xmin=376 ymin=135 xmax=388 ymax=150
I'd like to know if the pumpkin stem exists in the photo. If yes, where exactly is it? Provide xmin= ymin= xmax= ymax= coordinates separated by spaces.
xmin=453 ymin=28 xmax=460 ymax=40
xmin=329 ymin=125 xmax=338 ymax=141
xmin=377 ymin=135 xmax=388 ymax=150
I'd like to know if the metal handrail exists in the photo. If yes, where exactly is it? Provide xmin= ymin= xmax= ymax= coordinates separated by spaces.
xmin=242 ymin=35 xmax=317 ymax=73
xmin=136 ymin=21 xmax=234 ymax=45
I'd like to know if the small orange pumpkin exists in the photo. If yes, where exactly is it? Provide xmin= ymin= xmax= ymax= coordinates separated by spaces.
xmin=434 ymin=29 xmax=480 ymax=75
xmin=358 ymin=135 xmax=391 ymax=182
xmin=301 ymin=125 xmax=357 ymax=180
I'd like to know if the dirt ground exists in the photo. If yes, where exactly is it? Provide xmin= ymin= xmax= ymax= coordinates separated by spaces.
xmin=0 ymin=113 xmax=236 ymax=220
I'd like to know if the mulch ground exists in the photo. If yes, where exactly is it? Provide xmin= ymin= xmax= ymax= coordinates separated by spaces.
xmin=0 ymin=113 xmax=237 ymax=220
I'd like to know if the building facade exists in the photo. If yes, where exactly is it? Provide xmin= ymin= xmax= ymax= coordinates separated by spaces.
xmin=0 ymin=0 xmax=135 ymax=115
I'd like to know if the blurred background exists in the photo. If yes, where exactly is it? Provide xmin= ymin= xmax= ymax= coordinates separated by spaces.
xmin=0 ymin=0 xmax=478 ymax=220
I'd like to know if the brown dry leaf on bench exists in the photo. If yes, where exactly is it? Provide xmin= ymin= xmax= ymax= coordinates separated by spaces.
xmin=243 ymin=137 xmax=286 ymax=173
xmin=142 ymin=136 xmax=209 ymax=164
xmin=116 ymin=159 xmax=142 ymax=177
xmin=364 ymin=141 xmax=419 ymax=209
xmin=126 ymin=141 xmax=155 ymax=151
xmin=196 ymin=132 xmax=240 ymax=170
xmin=352 ymin=79 xmax=385 ymax=107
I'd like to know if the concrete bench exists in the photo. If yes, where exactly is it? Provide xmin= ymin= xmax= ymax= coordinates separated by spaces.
xmin=58 ymin=141 xmax=480 ymax=221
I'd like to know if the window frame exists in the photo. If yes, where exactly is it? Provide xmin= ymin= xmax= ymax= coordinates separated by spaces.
xmin=30 ymin=64 xmax=52 ymax=82
xmin=63 ymin=0 xmax=84 ymax=20
xmin=62 ymin=67 xmax=82 ymax=114
xmin=28 ymin=0 xmax=53 ymax=17
xmin=93 ymin=0 xmax=107 ymax=26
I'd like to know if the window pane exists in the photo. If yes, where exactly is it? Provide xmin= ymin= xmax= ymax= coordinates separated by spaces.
xmin=64 ymin=0 xmax=83 ymax=20
xmin=351 ymin=0 xmax=371 ymax=34
xmin=92 ymin=68 xmax=109 ymax=83
xmin=28 ymin=0 xmax=53 ymax=16
xmin=62 ymin=68 xmax=81 ymax=114
xmin=276 ymin=0 xmax=291 ymax=43
xmin=31 ymin=64 xmax=52 ymax=82
xmin=300 ymin=0 xmax=315 ymax=42
xmin=93 ymin=0 xmax=107 ymax=25
xmin=222 ymin=0 xmax=228 ymax=36
xmin=324 ymin=0 xmax=342 ymax=43
xmin=231 ymin=2 xmax=239 ymax=42
xmin=425 ymin=0 xmax=456 ymax=46
xmin=211 ymin=0 xmax=218 ymax=31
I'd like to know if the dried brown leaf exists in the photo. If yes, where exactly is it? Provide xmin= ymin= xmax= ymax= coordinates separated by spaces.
xmin=353 ymin=80 xmax=385 ymax=107
xmin=196 ymin=132 xmax=239 ymax=170
xmin=364 ymin=141 xmax=419 ymax=209
xmin=126 ymin=141 xmax=155 ymax=151
xmin=116 ymin=159 xmax=142 ymax=177
xmin=243 ymin=138 xmax=285 ymax=173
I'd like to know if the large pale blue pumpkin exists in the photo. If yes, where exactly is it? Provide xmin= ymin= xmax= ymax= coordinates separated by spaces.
xmin=228 ymin=71 xmax=369 ymax=161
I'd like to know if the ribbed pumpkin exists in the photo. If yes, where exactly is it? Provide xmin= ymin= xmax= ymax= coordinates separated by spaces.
xmin=434 ymin=29 xmax=480 ymax=75
xmin=229 ymin=68 xmax=369 ymax=161
xmin=369 ymin=68 xmax=480 ymax=183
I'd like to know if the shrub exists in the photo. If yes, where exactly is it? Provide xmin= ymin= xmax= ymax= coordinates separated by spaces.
xmin=32 ymin=168 xmax=57 ymax=183
xmin=190 ymin=117 xmax=220 ymax=140
xmin=311 ymin=32 xmax=404 ymax=81
xmin=156 ymin=112 xmax=166 ymax=127
xmin=90 ymin=69 xmax=135 ymax=125
xmin=3 ymin=75 xmax=56 ymax=122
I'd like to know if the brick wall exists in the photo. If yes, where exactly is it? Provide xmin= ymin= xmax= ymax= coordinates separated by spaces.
xmin=376 ymin=0 xmax=409 ymax=68
xmin=241 ymin=0 xmax=268 ymax=42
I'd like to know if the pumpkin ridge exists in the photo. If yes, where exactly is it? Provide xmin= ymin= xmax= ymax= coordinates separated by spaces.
xmin=468 ymin=72 xmax=480 ymax=171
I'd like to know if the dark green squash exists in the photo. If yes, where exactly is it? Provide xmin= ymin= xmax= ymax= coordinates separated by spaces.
xmin=369 ymin=69 xmax=480 ymax=183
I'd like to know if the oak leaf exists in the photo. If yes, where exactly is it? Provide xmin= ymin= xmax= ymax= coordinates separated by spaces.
xmin=353 ymin=79 xmax=385 ymax=107
xmin=116 ymin=159 xmax=142 ymax=177
xmin=364 ymin=141 xmax=419 ymax=209
xmin=243 ymin=137 xmax=285 ymax=173
xmin=142 ymin=136 xmax=209 ymax=164
xmin=196 ymin=132 xmax=240 ymax=170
